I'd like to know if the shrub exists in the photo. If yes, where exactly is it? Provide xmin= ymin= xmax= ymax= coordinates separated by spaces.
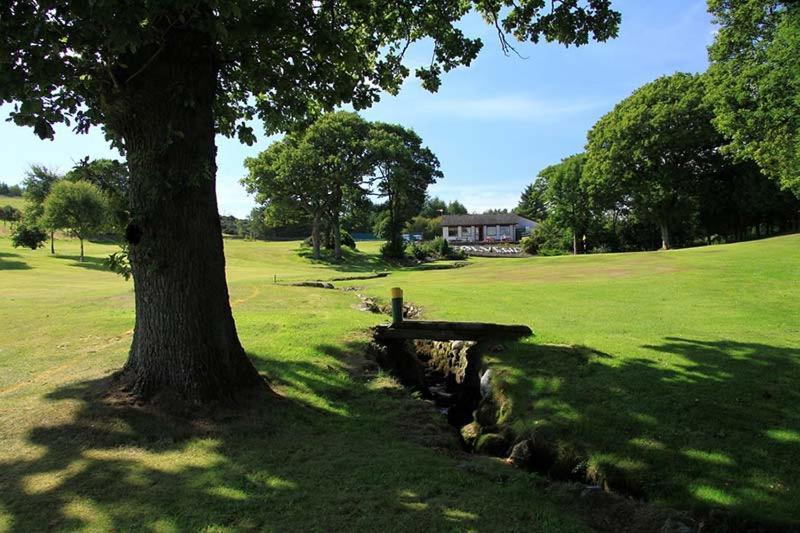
xmin=432 ymin=236 xmax=450 ymax=257
xmin=520 ymin=235 xmax=538 ymax=255
xmin=11 ymin=223 xmax=48 ymax=250
xmin=407 ymin=242 xmax=430 ymax=261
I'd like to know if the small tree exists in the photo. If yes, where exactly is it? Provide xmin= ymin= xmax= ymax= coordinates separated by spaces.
xmin=22 ymin=165 xmax=62 ymax=254
xmin=66 ymin=158 xmax=129 ymax=234
xmin=11 ymin=223 xmax=48 ymax=250
xmin=539 ymin=153 xmax=594 ymax=254
xmin=43 ymin=181 xmax=109 ymax=261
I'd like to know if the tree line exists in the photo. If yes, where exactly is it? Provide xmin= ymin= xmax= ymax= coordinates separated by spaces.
xmin=517 ymin=12 xmax=800 ymax=255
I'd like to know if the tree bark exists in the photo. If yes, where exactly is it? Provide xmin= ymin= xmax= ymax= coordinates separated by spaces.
xmin=311 ymin=212 xmax=321 ymax=259
xmin=50 ymin=231 xmax=54 ymax=254
xmin=79 ymin=238 xmax=84 ymax=262
xmin=659 ymin=223 xmax=671 ymax=250
xmin=572 ymin=231 xmax=577 ymax=255
xmin=333 ymin=216 xmax=342 ymax=261
xmin=105 ymin=27 xmax=263 ymax=403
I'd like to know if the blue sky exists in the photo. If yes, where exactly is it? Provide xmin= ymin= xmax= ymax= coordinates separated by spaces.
xmin=0 ymin=0 xmax=714 ymax=217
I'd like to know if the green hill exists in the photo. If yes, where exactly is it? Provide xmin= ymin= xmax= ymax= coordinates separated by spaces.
xmin=1 ymin=233 xmax=798 ymax=529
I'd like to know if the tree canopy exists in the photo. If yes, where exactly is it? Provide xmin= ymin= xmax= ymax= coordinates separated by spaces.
xmin=706 ymin=0 xmax=800 ymax=196
xmin=1 ymin=1 xmax=620 ymax=144
xmin=43 ymin=180 xmax=109 ymax=261
xmin=538 ymin=153 xmax=593 ymax=254
xmin=585 ymin=73 xmax=721 ymax=249
xmin=245 ymin=111 xmax=440 ymax=260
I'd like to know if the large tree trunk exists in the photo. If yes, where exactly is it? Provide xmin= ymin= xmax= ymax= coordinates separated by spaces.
xmin=659 ymin=222 xmax=671 ymax=250
xmin=106 ymin=27 xmax=263 ymax=404
xmin=50 ymin=231 xmax=54 ymax=254
xmin=311 ymin=212 xmax=321 ymax=259
xmin=333 ymin=216 xmax=342 ymax=261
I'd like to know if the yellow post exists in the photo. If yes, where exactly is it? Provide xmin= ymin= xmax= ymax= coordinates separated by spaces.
xmin=390 ymin=287 xmax=404 ymax=326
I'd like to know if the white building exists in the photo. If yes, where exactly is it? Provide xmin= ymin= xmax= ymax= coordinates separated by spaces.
xmin=441 ymin=214 xmax=537 ymax=243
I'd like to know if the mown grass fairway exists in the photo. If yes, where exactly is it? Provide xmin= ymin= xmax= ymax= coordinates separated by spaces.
xmin=1 ymin=233 xmax=798 ymax=529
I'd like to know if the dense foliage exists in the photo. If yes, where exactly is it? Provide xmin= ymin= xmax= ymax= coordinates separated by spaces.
xmin=244 ymin=112 xmax=440 ymax=260
xmin=42 ymin=180 xmax=109 ymax=261
xmin=519 ymin=72 xmax=799 ymax=255
xmin=706 ymin=0 xmax=800 ymax=196
xmin=0 ymin=182 xmax=23 ymax=196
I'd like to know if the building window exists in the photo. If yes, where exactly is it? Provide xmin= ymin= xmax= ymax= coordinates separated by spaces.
xmin=448 ymin=227 xmax=458 ymax=237
xmin=486 ymin=226 xmax=497 ymax=237
xmin=499 ymin=226 xmax=512 ymax=237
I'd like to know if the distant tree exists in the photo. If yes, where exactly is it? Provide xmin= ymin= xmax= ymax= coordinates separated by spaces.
xmin=22 ymin=165 xmax=62 ymax=254
xmin=516 ymin=178 xmax=549 ymax=221
xmin=0 ymin=182 xmax=23 ymax=196
xmin=585 ymin=73 xmax=720 ymax=250
xmin=447 ymin=200 xmax=468 ymax=215
xmin=405 ymin=215 xmax=442 ymax=241
xmin=368 ymin=123 xmax=441 ymax=258
xmin=66 ymin=158 xmax=129 ymax=234
xmin=483 ymin=208 xmax=509 ymax=214
xmin=539 ymin=153 xmax=594 ymax=254
xmin=43 ymin=181 xmax=109 ymax=261
xmin=0 ymin=0 xmax=620 ymax=403
xmin=244 ymin=112 xmax=373 ymax=261
xmin=11 ymin=222 xmax=48 ymax=250
xmin=706 ymin=1 xmax=800 ymax=196
xmin=219 ymin=215 xmax=240 ymax=235
xmin=0 ymin=205 xmax=21 ymax=227
xmin=420 ymin=197 xmax=448 ymax=218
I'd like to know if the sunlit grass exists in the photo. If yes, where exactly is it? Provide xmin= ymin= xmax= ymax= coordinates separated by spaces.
xmin=1 ymin=232 xmax=799 ymax=527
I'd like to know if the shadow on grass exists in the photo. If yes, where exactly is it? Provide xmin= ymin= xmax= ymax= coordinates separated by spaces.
xmin=493 ymin=337 xmax=800 ymax=525
xmin=295 ymin=246 xmax=399 ymax=273
xmin=53 ymin=254 xmax=111 ymax=273
xmin=0 ymin=342 xmax=584 ymax=532
xmin=0 ymin=251 xmax=31 ymax=271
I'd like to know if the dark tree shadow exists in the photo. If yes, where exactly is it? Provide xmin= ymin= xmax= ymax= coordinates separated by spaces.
xmin=0 ymin=343 xmax=586 ymax=532
xmin=0 ymin=251 xmax=31 ymax=271
xmin=53 ymin=254 xmax=111 ymax=273
xmin=491 ymin=337 xmax=800 ymax=526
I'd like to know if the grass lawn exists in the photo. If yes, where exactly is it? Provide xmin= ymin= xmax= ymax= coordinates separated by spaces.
xmin=1 ymin=233 xmax=798 ymax=529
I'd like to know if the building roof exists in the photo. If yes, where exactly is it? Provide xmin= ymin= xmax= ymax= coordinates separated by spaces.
xmin=441 ymin=213 xmax=534 ymax=226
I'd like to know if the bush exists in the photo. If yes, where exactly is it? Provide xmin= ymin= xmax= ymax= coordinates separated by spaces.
xmin=520 ymin=235 xmax=538 ymax=255
xmin=528 ymin=219 xmax=571 ymax=256
xmin=407 ymin=242 xmax=429 ymax=261
xmin=432 ymin=236 xmax=450 ymax=257
xmin=11 ymin=223 xmax=48 ymax=250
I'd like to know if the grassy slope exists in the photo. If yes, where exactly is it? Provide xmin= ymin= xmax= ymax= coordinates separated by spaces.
xmin=350 ymin=236 xmax=800 ymax=523
xmin=0 ymin=237 xmax=586 ymax=532
xmin=0 ymin=234 xmax=798 ymax=528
